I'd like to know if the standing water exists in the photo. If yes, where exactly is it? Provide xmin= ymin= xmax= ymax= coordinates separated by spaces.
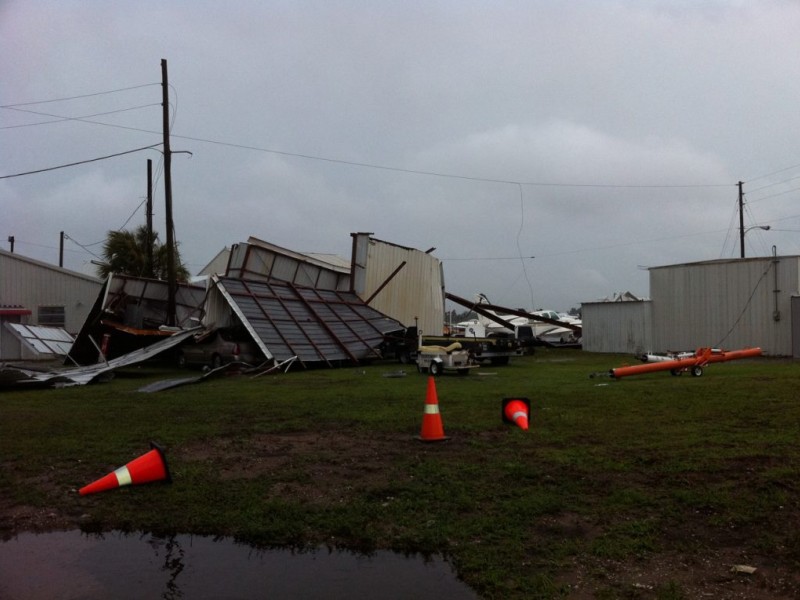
xmin=0 ymin=530 xmax=479 ymax=599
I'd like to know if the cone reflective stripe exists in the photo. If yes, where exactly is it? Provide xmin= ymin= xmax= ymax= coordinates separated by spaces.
xmin=416 ymin=376 xmax=450 ymax=442
xmin=502 ymin=398 xmax=530 ymax=430
xmin=79 ymin=442 xmax=171 ymax=496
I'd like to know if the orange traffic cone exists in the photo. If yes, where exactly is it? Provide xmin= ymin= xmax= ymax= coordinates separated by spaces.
xmin=79 ymin=441 xmax=171 ymax=496
xmin=416 ymin=376 xmax=450 ymax=442
xmin=502 ymin=398 xmax=530 ymax=430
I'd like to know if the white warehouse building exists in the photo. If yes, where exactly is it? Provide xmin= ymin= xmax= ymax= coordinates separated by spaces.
xmin=583 ymin=254 xmax=800 ymax=357
xmin=0 ymin=249 xmax=102 ymax=360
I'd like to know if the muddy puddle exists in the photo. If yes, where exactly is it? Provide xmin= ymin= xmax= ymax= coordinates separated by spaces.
xmin=0 ymin=530 xmax=479 ymax=599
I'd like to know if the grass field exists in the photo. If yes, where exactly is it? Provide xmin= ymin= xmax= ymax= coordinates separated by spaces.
xmin=2 ymin=349 xmax=799 ymax=598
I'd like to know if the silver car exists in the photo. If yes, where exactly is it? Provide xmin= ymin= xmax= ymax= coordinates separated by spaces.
xmin=177 ymin=327 xmax=263 ymax=369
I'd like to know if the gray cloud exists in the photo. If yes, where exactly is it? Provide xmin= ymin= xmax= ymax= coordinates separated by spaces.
xmin=2 ymin=1 xmax=799 ymax=311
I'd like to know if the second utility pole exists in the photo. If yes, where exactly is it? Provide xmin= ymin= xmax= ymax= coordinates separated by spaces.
xmin=161 ymin=58 xmax=177 ymax=326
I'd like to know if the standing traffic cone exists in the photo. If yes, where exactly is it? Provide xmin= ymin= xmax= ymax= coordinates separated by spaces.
xmin=416 ymin=376 xmax=450 ymax=442
xmin=79 ymin=441 xmax=171 ymax=496
xmin=502 ymin=398 xmax=530 ymax=430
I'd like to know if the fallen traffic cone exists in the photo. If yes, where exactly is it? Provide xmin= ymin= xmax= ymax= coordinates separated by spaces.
xmin=79 ymin=441 xmax=171 ymax=496
xmin=416 ymin=376 xmax=450 ymax=442
xmin=502 ymin=398 xmax=530 ymax=430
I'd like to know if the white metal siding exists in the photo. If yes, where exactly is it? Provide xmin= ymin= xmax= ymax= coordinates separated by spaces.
xmin=582 ymin=300 xmax=652 ymax=354
xmin=355 ymin=237 xmax=444 ymax=334
xmin=0 ymin=250 xmax=102 ymax=335
xmin=650 ymin=257 xmax=798 ymax=355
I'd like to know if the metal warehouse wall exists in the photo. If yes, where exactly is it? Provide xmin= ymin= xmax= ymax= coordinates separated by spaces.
xmin=582 ymin=300 xmax=653 ymax=354
xmin=0 ymin=249 xmax=102 ymax=334
xmin=649 ymin=256 xmax=799 ymax=356
xmin=351 ymin=234 xmax=444 ymax=335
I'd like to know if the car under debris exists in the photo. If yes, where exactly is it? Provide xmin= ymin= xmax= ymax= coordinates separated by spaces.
xmin=176 ymin=327 xmax=264 ymax=369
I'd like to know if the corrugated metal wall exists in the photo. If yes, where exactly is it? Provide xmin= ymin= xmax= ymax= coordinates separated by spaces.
xmin=650 ymin=257 xmax=797 ymax=356
xmin=0 ymin=250 xmax=102 ymax=334
xmin=582 ymin=300 xmax=652 ymax=354
xmin=352 ymin=235 xmax=444 ymax=334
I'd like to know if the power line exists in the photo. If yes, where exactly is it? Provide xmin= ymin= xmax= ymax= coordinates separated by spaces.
xmin=745 ymin=162 xmax=800 ymax=184
xmin=0 ymin=144 xmax=162 ymax=179
xmin=746 ymin=185 xmax=800 ymax=204
xmin=0 ymin=104 xmax=161 ymax=130
xmin=0 ymin=83 xmax=159 ymax=108
xmin=745 ymin=173 xmax=800 ymax=195
xmin=0 ymin=84 xmax=738 ymax=189
xmin=166 ymin=131 xmax=734 ymax=189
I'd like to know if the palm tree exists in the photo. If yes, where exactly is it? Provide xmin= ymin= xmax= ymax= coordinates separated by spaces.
xmin=97 ymin=225 xmax=190 ymax=281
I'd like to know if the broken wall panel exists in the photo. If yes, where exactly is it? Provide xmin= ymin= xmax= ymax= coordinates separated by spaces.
xmin=5 ymin=323 xmax=74 ymax=356
xmin=350 ymin=233 xmax=445 ymax=334
xmin=212 ymin=276 xmax=403 ymax=366
xmin=226 ymin=239 xmax=351 ymax=291
xmin=68 ymin=274 xmax=207 ymax=365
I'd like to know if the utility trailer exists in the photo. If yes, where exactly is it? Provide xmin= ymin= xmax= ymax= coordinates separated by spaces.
xmin=384 ymin=325 xmax=523 ymax=366
xmin=415 ymin=341 xmax=479 ymax=376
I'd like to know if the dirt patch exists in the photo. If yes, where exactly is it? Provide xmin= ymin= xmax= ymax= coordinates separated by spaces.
xmin=177 ymin=431 xmax=418 ymax=505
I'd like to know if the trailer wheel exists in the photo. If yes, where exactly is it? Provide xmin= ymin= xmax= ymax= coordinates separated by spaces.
xmin=429 ymin=361 xmax=442 ymax=376
xmin=670 ymin=369 xmax=682 ymax=376
xmin=691 ymin=366 xmax=703 ymax=377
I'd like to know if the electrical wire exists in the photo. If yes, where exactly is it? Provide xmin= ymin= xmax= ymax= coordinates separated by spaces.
xmin=515 ymin=183 xmax=535 ymax=309
xmin=715 ymin=261 xmax=773 ymax=347
xmin=165 ymin=131 xmax=735 ymax=189
xmin=744 ymin=173 xmax=800 ymax=195
xmin=62 ymin=234 xmax=104 ymax=261
xmin=0 ymin=83 xmax=159 ymax=108
xmin=0 ymin=104 xmax=161 ymax=130
xmin=0 ymin=144 xmax=162 ymax=179
xmin=719 ymin=196 xmax=741 ymax=258
xmin=746 ymin=185 xmax=800 ymax=204
xmin=745 ymin=162 xmax=800 ymax=184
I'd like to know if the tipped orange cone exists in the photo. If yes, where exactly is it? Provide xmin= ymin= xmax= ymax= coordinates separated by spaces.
xmin=502 ymin=398 xmax=530 ymax=430
xmin=79 ymin=441 xmax=171 ymax=496
xmin=416 ymin=376 xmax=450 ymax=442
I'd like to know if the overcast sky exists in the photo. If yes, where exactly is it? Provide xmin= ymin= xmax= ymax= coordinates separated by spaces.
xmin=3 ymin=1 xmax=800 ymax=312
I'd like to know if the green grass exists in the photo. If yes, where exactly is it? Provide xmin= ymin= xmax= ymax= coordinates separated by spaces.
xmin=2 ymin=349 xmax=800 ymax=598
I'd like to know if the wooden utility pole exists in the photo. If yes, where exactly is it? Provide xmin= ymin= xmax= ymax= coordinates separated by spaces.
xmin=161 ymin=58 xmax=177 ymax=326
xmin=738 ymin=181 xmax=745 ymax=258
xmin=146 ymin=159 xmax=154 ymax=278
xmin=59 ymin=231 xmax=64 ymax=267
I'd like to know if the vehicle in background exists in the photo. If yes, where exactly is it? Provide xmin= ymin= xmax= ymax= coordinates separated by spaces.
xmin=176 ymin=327 xmax=263 ymax=369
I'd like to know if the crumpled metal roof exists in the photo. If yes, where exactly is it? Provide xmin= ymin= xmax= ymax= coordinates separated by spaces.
xmin=213 ymin=276 xmax=403 ymax=366
xmin=0 ymin=328 xmax=199 ymax=388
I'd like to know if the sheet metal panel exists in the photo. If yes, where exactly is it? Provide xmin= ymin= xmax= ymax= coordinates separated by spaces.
xmin=5 ymin=323 xmax=74 ymax=356
xmin=215 ymin=276 xmax=403 ymax=365
xmin=352 ymin=235 xmax=444 ymax=334
xmin=227 ymin=240 xmax=351 ymax=291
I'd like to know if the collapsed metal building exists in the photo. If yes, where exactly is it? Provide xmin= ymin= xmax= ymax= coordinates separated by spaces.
xmin=200 ymin=233 xmax=445 ymax=367
xmin=57 ymin=232 xmax=443 ymax=369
